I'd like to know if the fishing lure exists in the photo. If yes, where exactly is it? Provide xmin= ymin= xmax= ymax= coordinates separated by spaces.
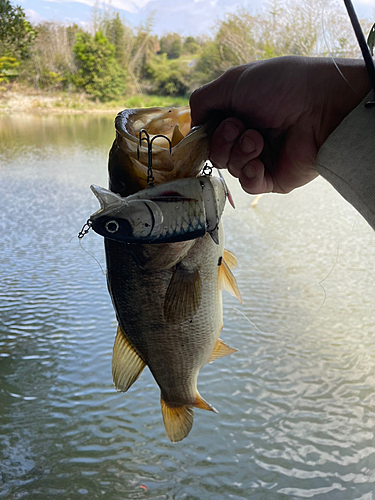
xmin=89 ymin=174 xmax=232 ymax=245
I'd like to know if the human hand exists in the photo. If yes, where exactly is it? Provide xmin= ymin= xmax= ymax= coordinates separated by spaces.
xmin=190 ymin=56 xmax=370 ymax=194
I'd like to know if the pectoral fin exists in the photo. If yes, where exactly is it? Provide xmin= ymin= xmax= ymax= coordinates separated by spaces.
xmin=207 ymin=338 xmax=238 ymax=364
xmin=112 ymin=325 xmax=146 ymax=392
xmin=164 ymin=266 xmax=202 ymax=322
xmin=161 ymin=398 xmax=194 ymax=442
xmin=219 ymin=255 xmax=242 ymax=303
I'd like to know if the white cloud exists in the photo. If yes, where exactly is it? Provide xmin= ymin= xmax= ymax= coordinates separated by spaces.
xmin=44 ymin=0 xmax=152 ymax=14
xmin=25 ymin=8 xmax=45 ymax=23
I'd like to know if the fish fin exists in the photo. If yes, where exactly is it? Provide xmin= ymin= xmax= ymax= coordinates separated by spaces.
xmin=112 ymin=326 xmax=146 ymax=392
xmin=223 ymin=249 xmax=238 ymax=270
xmin=219 ymin=257 xmax=243 ymax=304
xmin=194 ymin=393 xmax=218 ymax=413
xmin=171 ymin=124 xmax=184 ymax=147
xmin=207 ymin=338 xmax=238 ymax=364
xmin=160 ymin=398 xmax=194 ymax=442
xmin=164 ymin=266 xmax=202 ymax=322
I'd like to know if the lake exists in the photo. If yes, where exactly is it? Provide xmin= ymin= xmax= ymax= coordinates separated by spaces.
xmin=0 ymin=112 xmax=375 ymax=500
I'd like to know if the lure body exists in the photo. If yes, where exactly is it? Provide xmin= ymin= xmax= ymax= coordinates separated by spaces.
xmin=90 ymin=175 xmax=229 ymax=245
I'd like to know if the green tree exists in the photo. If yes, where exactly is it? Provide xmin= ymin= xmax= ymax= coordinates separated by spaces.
xmin=145 ymin=53 xmax=190 ymax=95
xmin=183 ymin=36 xmax=198 ymax=54
xmin=0 ymin=0 xmax=37 ymax=58
xmin=73 ymin=29 xmax=127 ymax=101
xmin=107 ymin=13 xmax=126 ymax=63
xmin=159 ymin=32 xmax=182 ymax=59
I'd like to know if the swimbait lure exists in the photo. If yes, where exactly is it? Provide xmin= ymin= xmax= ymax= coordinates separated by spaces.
xmin=90 ymin=174 xmax=232 ymax=245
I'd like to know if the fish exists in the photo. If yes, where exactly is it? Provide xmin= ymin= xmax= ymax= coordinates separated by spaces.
xmin=103 ymin=106 xmax=242 ymax=442
xmin=89 ymin=174 xmax=230 ymax=245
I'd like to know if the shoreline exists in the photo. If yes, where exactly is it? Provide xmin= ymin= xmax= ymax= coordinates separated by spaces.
xmin=0 ymin=86 xmax=189 ymax=114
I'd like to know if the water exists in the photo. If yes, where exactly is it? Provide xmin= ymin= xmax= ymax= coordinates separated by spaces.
xmin=0 ymin=113 xmax=375 ymax=500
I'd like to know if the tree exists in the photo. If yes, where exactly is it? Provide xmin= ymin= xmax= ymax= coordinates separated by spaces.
xmin=159 ymin=33 xmax=182 ymax=59
xmin=73 ymin=30 xmax=126 ymax=101
xmin=0 ymin=0 xmax=37 ymax=58
xmin=183 ymin=36 xmax=198 ymax=54
xmin=24 ymin=22 xmax=78 ymax=89
xmin=145 ymin=53 xmax=190 ymax=95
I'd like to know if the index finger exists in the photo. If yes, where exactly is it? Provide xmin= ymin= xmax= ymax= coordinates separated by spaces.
xmin=189 ymin=69 xmax=238 ymax=127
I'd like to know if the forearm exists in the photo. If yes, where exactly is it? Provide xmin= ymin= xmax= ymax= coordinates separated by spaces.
xmin=316 ymin=91 xmax=375 ymax=230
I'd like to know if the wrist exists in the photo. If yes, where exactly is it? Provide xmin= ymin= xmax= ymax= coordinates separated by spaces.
xmin=316 ymin=58 xmax=371 ymax=147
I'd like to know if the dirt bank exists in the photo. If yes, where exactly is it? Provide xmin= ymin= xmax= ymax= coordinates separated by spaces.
xmin=0 ymin=85 xmax=188 ymax=114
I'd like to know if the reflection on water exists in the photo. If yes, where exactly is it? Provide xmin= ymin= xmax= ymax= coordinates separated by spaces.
xmin=1 ymin=113 xmax=375 ymax=500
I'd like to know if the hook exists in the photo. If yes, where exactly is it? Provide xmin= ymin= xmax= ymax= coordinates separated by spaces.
xmin=137 ymin=130 xmax=172 ymax=188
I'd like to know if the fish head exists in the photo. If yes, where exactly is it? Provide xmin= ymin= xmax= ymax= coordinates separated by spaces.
xmin=90 ymin=185 xmax=164 ymax=243
xmin=109 ymin=106 xmax=212 ymax=196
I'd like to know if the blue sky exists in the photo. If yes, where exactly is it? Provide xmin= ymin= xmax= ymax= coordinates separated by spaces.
xmin=18 ymin=0 xmax=375 ymax=37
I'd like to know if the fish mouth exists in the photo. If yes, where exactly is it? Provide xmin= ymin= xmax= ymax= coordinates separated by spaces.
xmin=111 ymin=106 xmax=212 ymax=192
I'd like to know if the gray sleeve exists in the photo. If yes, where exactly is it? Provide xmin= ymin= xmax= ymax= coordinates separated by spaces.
xmin=316 ymin=92 xmax=375 ymax=230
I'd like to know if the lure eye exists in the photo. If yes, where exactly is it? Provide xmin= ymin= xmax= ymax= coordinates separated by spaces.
xmin=105 ymin=220 xmax=119 ymax=234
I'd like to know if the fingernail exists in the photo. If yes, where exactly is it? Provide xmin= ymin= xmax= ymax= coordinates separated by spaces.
xmin=240 ymin=135 xmax=255 ymax=154
xmin=243 ymin=164 xmax=256 ymax=179
xmin=223 ymin=121 xmax=239 ymax=142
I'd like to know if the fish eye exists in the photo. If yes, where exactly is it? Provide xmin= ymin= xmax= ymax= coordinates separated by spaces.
xmin=105 ymin=220 xmax=119 ymax=233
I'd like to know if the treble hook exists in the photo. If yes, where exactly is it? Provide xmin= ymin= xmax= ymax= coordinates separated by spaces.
xmin=137 ymin=130 xmax=172 ymax=188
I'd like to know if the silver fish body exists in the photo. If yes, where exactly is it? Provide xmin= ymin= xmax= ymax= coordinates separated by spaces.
xmin=90 ymin=176 xmax=228 ymax=245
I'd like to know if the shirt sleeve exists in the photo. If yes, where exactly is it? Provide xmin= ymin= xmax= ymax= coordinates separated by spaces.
xmin=316 ymin=92 xmax=375 ymax=230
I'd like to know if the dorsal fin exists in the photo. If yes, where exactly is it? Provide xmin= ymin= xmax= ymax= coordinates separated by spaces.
xmin=218 ymin=256 xmax=242 ymax=303
xmin=112 ymin=325 xmax=146 ymax=392
xmin=90 ymin=185 xmax=125 ymax=211
xmin=223 ymin=249 xmax=238 ymax=270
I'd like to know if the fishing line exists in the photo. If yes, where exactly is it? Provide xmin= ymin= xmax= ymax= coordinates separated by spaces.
xmin=78 ymin=238 xmax=106 ymax=276
xmin=321 ymin=0 xmax=361 ymax=97
xmin=230 ymin=216 xmax=358 ymax=336
xmin=69 ymin=233 xmax=106 ymax=276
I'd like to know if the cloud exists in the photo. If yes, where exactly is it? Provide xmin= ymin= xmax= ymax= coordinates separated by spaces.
xmin=25 ymin=8 xmax=45 ymax=23
xmin=44 ymin=0 xmax=153 ymax=14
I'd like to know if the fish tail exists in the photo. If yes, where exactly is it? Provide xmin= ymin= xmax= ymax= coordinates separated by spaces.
xmin=160 ymin=398 xmax=194 ymax=442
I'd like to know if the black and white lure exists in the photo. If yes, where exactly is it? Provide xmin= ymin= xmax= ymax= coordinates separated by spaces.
xmin=89 ymin=173 xmax=234 ymax=245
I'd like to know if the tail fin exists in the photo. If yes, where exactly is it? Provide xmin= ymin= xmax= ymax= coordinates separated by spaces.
xmin=161 ymin=398 xmax=194 ymax=442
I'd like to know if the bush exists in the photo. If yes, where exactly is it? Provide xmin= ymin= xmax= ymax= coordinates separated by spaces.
xmin=145 ymin=53 xmax=190 ymax=96
xmin=73 ymin=30 xmax=127 ymax=101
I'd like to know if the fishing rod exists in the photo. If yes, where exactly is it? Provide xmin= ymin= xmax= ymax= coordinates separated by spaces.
xmin=343 ymin=0 xmax=375 ymax=107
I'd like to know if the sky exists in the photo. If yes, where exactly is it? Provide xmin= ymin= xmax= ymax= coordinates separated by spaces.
xmin=18 ymin=0 xmax=375 ymax=37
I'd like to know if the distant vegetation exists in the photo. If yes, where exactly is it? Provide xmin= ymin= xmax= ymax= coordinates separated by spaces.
xmin=0 ymin=0 xmax=372 ymax=102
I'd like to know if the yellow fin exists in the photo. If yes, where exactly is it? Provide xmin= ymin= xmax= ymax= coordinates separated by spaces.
xmin=194 ymin=393 xmax=218 ymax=413
xmin=223 ymin=249 xmax=238 ymax=270
xmin=112 ymin=326 xmax=146 ymax=392
xmin=208 ymin=338 xmax=238 ymax=364
xmin=164 ymin=266 xmax=201 ymax=323
xmin=219 ymin=258 xmax=243 ymax=304
xmin=161 ymin=398 xmax=194 ymax=442
xmin=171 ymin=124 xmax=184 ymax=147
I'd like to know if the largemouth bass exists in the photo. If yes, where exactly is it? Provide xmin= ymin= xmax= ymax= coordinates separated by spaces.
xmin=103 ymin=106 xmax=242 ymax=442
